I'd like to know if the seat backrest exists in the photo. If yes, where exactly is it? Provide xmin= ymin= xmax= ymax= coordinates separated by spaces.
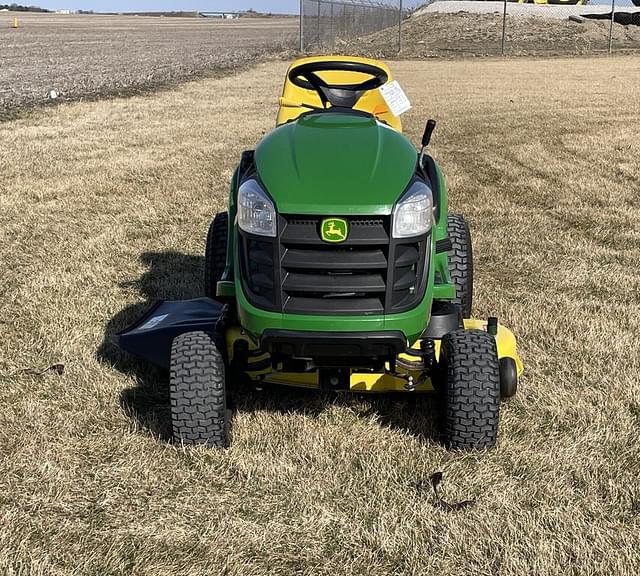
xmin=276 ymin=56 xmax=403 ymax=132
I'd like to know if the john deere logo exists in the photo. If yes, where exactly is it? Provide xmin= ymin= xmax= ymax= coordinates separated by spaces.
xmin=321 ymin=218 xmax=348 ymax=243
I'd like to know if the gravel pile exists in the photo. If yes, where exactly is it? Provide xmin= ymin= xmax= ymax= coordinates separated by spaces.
xmin=414 ymin=0 xmax=638 ymax=20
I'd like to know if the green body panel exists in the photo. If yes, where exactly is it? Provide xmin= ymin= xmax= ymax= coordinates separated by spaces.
xmin=433 ymin=162 xmax=449 ymax=241
xmin=255 ymin=113 xmax=417 ymax=215
xmin=218 ymin=112 xmax=457 ymax=337
xmin=434 ymin=282 xmax=455 ymax=300
xmin=217 ymin=280 xmax=235 ymax=298
xmin=431 ymin=161 xmax=456 ymax=299
xmin=218 ymin=167 xmax=239 ymax=290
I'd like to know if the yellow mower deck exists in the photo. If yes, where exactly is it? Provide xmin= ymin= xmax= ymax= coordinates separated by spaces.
xmin=226 ymin=320 xmax=523 ymax=393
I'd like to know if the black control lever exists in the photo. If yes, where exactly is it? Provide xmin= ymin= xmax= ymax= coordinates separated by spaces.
xmin=419 ymin=119 xmax=437 ymax=166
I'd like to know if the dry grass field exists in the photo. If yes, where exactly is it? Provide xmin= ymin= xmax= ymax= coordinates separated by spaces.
xmin=1 ymin=56 xmax=640 ymax=574
xmin=0 ymin=12 xmax=296 ymax=116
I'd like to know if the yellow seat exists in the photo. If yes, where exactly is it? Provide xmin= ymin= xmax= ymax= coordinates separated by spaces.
xmin=276 ymin=55 xmax=403 ymax=133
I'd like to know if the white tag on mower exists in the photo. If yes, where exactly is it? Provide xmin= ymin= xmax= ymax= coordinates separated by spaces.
xmin=379 ymin=81 xmax=411 ymax=117
xmin=138 ymin=314 xmax=168 ymax=331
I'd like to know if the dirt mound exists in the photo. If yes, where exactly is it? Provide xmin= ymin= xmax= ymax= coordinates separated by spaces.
xmin=339 ymin=12 xmax=640 ymax=57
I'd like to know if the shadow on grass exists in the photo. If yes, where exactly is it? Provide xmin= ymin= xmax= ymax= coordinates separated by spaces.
xmin=97 ymin=250 xmax=441 ymax=445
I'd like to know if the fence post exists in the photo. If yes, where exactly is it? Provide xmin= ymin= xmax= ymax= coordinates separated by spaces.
xmin=398 ymin=0 xmax=403 ymax=53
xmin=501 ymin=0 xmax=507 ymax=55
xmin=608 ymin=0 xmax=616 ymax=54
xmin=317 ymin=0 xmax=321 ymax=46
xmin=330 ymin=1 xmax=334 ymax=49
xmin=299 ymin=0 xmax=304 ymax=52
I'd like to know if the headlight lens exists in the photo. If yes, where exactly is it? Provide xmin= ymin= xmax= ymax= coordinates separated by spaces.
xmin=237 ymin=179 xmax=276 ymax=237
xmin=392 ymin=180 xmax=433 ymax=238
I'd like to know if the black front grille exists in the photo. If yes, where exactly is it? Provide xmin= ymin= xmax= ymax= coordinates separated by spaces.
xmin=238 ymin=214 xmax=430 ymax=315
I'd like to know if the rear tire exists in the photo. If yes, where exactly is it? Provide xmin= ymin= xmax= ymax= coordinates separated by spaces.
xmin=169 ymin=331 xmax=229 ymax=448
xmin=440 ymin=329 xmax=500 ymax=450
xmin=447 ymin=213 xmax=473 ymax=318
xmin=204 ymin=212 xmax=228 ymax=299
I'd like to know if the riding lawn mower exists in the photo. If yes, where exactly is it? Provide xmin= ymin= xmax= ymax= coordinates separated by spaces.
xmin=117 ymin=56 xmax=523 ymax=451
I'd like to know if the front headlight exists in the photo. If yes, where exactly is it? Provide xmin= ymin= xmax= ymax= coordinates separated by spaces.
xmin=237 ymin=179 xmax=276 ymax=237
xmin=392 ymin=180 xmax=433 ymax=238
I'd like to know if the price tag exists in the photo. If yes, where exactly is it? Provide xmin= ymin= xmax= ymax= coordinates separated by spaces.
xmin=379 ymin=81 xmax=412 ymax=117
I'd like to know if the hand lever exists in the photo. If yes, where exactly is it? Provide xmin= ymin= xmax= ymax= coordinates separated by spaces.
xmin=419 ymin=119 xmax=437 ymax=166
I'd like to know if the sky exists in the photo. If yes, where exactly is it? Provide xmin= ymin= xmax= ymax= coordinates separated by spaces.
xmin=36 ymin=0 xmax=297 ymax=12
xmin=34 ymin=1 xmax=421 ymax=15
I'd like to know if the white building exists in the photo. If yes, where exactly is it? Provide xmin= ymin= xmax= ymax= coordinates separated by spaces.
xmin=200 ymin=12 xmax=241 ymax=19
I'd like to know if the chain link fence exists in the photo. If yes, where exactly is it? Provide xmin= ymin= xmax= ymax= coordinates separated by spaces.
xmin=300 ymin=0 xmax=404 ymax=51
xmin=500 ymin=0 xmax=640 ymax=55
xmin=300 ymin=0 xmax=640 ymax=56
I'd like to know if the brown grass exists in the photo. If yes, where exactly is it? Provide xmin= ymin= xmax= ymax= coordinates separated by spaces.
xmin=1 ymin=56 xmax=640 ymax=574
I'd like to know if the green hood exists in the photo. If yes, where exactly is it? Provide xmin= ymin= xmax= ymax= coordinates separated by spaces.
xmin=254 ymin=113 xmax=417 ymax=215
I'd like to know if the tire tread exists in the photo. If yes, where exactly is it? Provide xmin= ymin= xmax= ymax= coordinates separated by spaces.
xmin=447 ymin=213 xmax=473 ymax=318
xmin=442 ymin=329 xmax=500 ymax=450
xmin=204 ymin=212 xmax=228 ymax=298
xmin=170 ymin=331 xmax=228 ymax=448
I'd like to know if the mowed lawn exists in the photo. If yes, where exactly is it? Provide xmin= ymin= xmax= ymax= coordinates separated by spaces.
xmin=1 ymin=56 xmax=639 ymax=575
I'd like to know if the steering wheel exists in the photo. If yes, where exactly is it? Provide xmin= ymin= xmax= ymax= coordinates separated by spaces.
xmin=288 ymin=60 xmax=389 ymax=110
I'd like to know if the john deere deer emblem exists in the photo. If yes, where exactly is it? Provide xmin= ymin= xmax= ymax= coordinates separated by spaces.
xmin=321 ymin=218 xmax=348 ymax=243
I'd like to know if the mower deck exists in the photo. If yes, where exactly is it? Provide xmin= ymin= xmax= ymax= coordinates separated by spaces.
xmin=228 ymin=319 xmax=523 ymax=393
xmin=117 ymin=298 xmax=522 ymax=395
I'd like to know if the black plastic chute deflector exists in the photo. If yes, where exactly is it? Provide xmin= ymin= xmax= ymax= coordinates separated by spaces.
xmin=115 ymin=298 xmax=228 ymax=369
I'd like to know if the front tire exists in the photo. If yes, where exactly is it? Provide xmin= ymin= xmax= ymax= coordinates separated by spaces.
xmin=440 ymin=329 xmax=501 ymax=450
xmin=447 ymin=213 xmax=473 ymax=318
xmin=169 ymin=331 xmax=229 ymax=448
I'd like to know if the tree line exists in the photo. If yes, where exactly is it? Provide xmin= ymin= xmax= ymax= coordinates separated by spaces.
xmin=0 ymin=4 xmax=50 ymax=11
